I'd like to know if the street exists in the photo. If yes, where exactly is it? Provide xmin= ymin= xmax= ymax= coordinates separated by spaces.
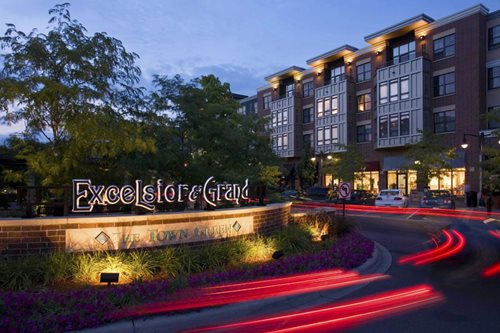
xmin=342 ymin=208 xmax=500 ymax=333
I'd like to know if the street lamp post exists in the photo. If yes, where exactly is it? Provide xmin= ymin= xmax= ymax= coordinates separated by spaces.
xmin=461 ymin=133 xmax=484 ymax=205
xmin=311 ymin=151 xmax=332 ymax=187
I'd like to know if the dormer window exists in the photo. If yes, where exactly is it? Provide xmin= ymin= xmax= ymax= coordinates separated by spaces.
xmin=392 ymin=41 xmax=416 ymax=64
xmin=331 ymin=65 xmax=345 ymax=83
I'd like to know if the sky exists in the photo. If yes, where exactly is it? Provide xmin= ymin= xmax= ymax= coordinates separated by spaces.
xmin=1 ymin=0 xmax=500 ymax=135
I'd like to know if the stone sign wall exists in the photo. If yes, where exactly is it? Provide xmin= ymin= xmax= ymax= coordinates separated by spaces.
xmin=0 ymin=203 xmax=291 ymax=256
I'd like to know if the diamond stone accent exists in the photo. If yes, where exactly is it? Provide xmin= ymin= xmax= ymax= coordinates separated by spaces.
xmin=232 ymin=221 xmax=241 ymax=232
xmin=95 ymin=231 xmax=110 ymax=245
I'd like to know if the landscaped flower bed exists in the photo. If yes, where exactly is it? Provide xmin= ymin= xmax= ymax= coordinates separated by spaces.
xmin=0 ymin=215 xmax=374 ymax=333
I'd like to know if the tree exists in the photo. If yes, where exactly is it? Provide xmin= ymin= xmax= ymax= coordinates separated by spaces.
xmin=403 ymin=131 xmax=456 ymax=190
xmin=323 ymin=144 xmax=365 ymax=184
xmin=0 ymin=3 xmax=154 ymax=184
xmin=297 ymin=146 xmax=316 ymax=189
xmin=148 ymin=74 xmax=279 ymax=185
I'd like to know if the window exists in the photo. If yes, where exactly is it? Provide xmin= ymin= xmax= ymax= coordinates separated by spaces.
xmin=356 ymin=62 xmax=371 ymax=82
xmin=489 ymin=25 xmax=500 ymax=50
xmin=356 ymin=124 xmax=371 ymax=143
xmin=433 ymin=34 xmax=455 ymax=59
xmin=303 ymin=133 xmax=313 ymax=149
xmin=379 ymin=83 xmax=388 ymax=104
xmin=487 ymin=106 xmax=500 ymax=129
xmin=379 ymin=116 xmax=388 ymax=138
xmin=277 ymin=110 xmax=282 ymax=126
xmin=392 ymin=41 xmax=415 ymax=64
xmin=324 ymin=126 xmax=331 ymax=145
xmin=357 ymin=93 xmax=372 ymax=112
xmin=488 ymin=66 xmax=500 ymax=89
xmin=332 ymin=126 xmax=339 ymax=144
xmin=272 ymin=111 xmax=277 ymax=127
xmin=433 ymin=72 xmax=455 ymax=96
xmin=283 ymin=134 xmax=288 ymax=150
xmin=331 ymin=65 xmax=345 ymax=83
xmin=434 ymin=110 xmax=456 ymax=133
xmin=400 ymin=77 xmax=409 ymax=100
xmin=282 ymin=108 xmax=288 ymax=125
xmin=303 ymin=107 xmax=313 ymax=123
xmin=274 ymin=134 xmax=289 ymax=151
xmin=317 ymin=99 xmax=324 ymax=117
xmin=286 ymin=84 xmax=295 ymax=97
xmin=400 ymin=112 xmax=410 ymax=135
xmin=389 ymin=114 xmax=399 ymax=137
xmin=317 ymin=127 xmax=324 ymax=146
xmin=389 ymin=80 xmax=398 ymax=102
xmin=263 ymin=95 xmax=272 ymax=109
xmin=324 ymin=97 xmax=331 ymax=116
xmin=331 ymin=96 xmax=339 ymax=114
xmin=303 ymin=81 xmax=314 ymax=97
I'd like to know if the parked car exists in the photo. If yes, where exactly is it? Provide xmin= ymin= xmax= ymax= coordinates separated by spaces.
xmin=375 ymin=189 xmax=409 ymax=208
xmin=420 ymin=190 xmax=455 ymax=209
xmin=307 ymin=187 xmax=329 ymax=201
xmin=348 ymin=189 xmax=376 ymax=205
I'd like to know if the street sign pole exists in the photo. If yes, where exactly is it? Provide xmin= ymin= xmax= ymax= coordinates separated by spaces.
xmin=338 ymin=182 xmax=351 ymax=217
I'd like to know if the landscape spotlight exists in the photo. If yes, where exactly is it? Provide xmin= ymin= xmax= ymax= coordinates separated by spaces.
xmin=100 ymin=272 xmax=119 ymax=286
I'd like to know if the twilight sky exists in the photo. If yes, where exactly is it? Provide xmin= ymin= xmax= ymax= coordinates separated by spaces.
xmin=1 ymin=0 xmax=499 ymax=135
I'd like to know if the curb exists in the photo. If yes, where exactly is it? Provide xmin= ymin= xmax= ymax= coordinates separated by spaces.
xmin=76 ymin=241 xmax=392 ymax=333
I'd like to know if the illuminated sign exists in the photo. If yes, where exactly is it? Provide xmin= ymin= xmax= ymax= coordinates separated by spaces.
xmin=72 ymin=176 xmax=249 ymax=213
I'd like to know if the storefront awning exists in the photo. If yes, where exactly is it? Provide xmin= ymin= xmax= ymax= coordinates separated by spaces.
xmin=382 ymin=156 xmax=409 ymax=171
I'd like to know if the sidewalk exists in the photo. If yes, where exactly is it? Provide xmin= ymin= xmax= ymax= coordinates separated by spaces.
xmin=76 ymin=242 xmax=392 ymax=333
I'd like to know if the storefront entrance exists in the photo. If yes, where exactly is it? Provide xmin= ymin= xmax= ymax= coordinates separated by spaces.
xmin=387 ymin=170 xmax=417 ymax=195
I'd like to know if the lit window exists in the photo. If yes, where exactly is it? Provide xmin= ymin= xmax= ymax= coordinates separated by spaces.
xmin=331 ymin=96 xmax=339 ymax=114
xmin=332 ymin=125 xmax=339 ymax=144
xmin=400 ymin=77 xmax=409 ymax=100
xmin=324 ymin=97 xmax=331 ymax=116
xmin=379 ymin=83 xmax=388 ymax=104
xmin=317 ymin=127 xmax=324 ymax=146
xmin=357 ymin=93 xmax=371 ymax=112
xmin=389 ymin=80 xmax=398 ymax=102
xmin=324 ymin=126 xmax=331 ymax=145
xmin=331 ymin=65 xmax=345 ymax=83
xmin=317 ymin=99 xmax=324 ymax=117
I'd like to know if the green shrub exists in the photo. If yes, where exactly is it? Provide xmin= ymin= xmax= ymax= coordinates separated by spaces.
xmin=127 ymin=250 xmax=156 ymax=282
xmin=273 ymin=224 xmax=313 ymax=254
xmin=46 ymin=252 xmax=75 ymax=284
xmin=156 ymin=248 xmax=183 ymax=278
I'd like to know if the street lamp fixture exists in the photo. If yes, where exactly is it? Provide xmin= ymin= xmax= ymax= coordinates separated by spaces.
xmin=327 ymin=155 xmax=333 ymax=160
xmin=461 ymin=136 xmax=468 ymax=149
xmin=310 ymin=157 xmax=316 ymax=162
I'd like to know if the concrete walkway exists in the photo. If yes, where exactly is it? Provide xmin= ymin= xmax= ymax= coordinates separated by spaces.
xmin=76 ymin=242 xmax=392 ymax=333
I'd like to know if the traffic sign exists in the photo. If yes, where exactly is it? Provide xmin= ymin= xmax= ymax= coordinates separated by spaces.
xmin=338 ymin=182 xmax=351 ymax=199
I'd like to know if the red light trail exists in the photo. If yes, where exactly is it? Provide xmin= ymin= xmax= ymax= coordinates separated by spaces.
xmin=488 ymin=230 xmax=500 ymax=240
xmin=398 ymin=229 xmax=466 ymax=266
xmin=483 ymin=263 xmax=500 ymax=278
xmin=293 ymin=202 xmax=498 ymax=221
xmin=183 ymin=284 xmax=443 ymax=333
xmin=112 ymin=269 xmax=388 ymax=320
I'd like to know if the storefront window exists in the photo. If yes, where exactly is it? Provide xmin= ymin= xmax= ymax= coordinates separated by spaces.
xmin=429 ymin=168 xmax=465 ymax=196
xmin=354 ymin=171 xmax=379 ymax=193
xmin=387 ymin=170 xmax=417 ymax=195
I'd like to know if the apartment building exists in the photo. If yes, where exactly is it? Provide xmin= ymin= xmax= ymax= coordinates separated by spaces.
xmin=255 ymin=3 xmax=500 ymax=199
